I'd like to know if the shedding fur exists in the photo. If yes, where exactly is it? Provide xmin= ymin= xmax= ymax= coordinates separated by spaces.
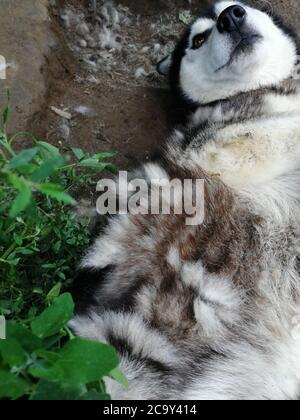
xmin=71 ymin=1 xmax=300 ymax=400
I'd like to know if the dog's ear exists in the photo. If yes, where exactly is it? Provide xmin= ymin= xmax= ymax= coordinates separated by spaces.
xmin=157 ymin=55 xmax=172 ymax=76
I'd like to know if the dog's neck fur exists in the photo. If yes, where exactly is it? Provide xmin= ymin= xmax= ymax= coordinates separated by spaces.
xmin=166 ymin=79 xmax=300 ymax=192
xmin=189 ymin=79 xmax=300 ymax=127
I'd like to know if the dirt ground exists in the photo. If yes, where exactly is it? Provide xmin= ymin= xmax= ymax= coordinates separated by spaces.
xmin=1 ymin=0 xmax=300 ymax=170
xmin=29 ymin=0 xmax=211 ymax=170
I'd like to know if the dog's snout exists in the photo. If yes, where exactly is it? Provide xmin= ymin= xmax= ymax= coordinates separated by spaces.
xmin=217 ymin=5 xmax=246 ymax=33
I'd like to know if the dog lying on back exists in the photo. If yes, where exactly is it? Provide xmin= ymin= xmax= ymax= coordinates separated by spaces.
xmin=70 ymin=1 xmax=300 ymax=400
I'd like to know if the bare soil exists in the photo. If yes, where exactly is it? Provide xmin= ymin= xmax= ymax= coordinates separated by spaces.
xmin=28 ymin=0 xmax=211 ymax=170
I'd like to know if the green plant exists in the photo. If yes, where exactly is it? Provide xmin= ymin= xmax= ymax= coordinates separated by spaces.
xmin=0 ymin=293 xmax=127 ymax=400
xmin=0 ymin=92 xmax=116 ymax=319
xmin=0 ymin=92 xmax=123 ymax=399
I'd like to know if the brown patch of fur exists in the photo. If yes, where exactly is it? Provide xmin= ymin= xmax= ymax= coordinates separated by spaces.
xmin=149 ymin=263 xmax=199 ymax=341
xmin=162 ymin=158 xmax=262 ymax=285
xmin=96 ymin=158 xmax=262 ymax=341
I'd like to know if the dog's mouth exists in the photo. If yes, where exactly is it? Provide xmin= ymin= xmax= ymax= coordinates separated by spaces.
xmin=215 ymin=33 xmax=262 ymax=72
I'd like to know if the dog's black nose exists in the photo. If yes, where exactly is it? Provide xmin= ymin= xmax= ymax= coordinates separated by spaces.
xmin=217 ymin=5 xmax=246 ymax=33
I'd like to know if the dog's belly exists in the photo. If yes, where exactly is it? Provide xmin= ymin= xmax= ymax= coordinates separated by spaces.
xmin=70 ymin=159 xmax=300 ymax=400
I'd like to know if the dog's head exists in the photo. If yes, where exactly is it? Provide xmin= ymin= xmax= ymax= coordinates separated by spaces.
xmin=158 ymin=1 xmax=299 ymax=107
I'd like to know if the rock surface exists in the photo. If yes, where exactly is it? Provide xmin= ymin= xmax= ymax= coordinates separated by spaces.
xmin=0 ymin=0 xmax=55 ymax=133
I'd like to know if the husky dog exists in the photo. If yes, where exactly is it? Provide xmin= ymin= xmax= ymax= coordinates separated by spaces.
xmin=70 ymin=1 xmax=300 ymax=400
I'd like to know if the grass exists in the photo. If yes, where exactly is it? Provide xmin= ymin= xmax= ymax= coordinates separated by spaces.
xmin=0 ymin=92 xmax=126 ymax=400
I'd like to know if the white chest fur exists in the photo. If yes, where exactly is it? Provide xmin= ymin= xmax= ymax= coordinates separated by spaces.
xmin=193 ymin=115 xmax=300 ymax=189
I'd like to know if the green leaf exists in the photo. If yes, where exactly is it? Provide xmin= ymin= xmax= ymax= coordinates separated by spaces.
xmin=80 ymin=390 xmax=111 ymax=400
xmin=93 ymin=152 xmax=115 ymax=160
xmin=31 ymin=293 xmax=74 ymax=339
xmin=5 ymin=172 xmax=27 ymax=190
xmin=9 ymin=187 xmax=32 ymax=218
xmin=78 ymin=159 xmax=117 ymax=172
xmin=0 ymin=131 xmax=6 ymax=142
xmin=25 ymin=198 xmax=38 ymax=219
xmin=31 ymin=156 xmax=66 ymax=183
xmin=35 ymin=350 xmax=61 ymax=364
xmin=13 ymin=233 xmax=23 ymax=246
xmin=36 ymin=141 xmax=60 ymax=159
xmin=7 ymin=148 xmax=38 ymax=169
xmin=52 ymin=241 xmax=61 ymax=253
xmin=0 ymin=339 xmax=27 ymax=368
xmin=15 ymin=248 xmax=34 ymax=256
xmin=42 ymin=338 xmax=119 ymax=387
xmin=38 ymin=183 xmax=76 ymax=205
xmin=6 ymin=322 xmax=42 ymax=353
xmin=31 ymin=380 xmax=82 ymax=401
xmin=0 ymin=370 xmax=29 ymax=400
xmin=71 ymin=147 xmax=86 ymax=161
xmin=77 ymin=158 xmax=102 ymax=168
xmin=29 ymin=378 xmax=105 ymax=401
xmin=14 ymin=164 xmax=36 ymax=175
xmin=2 ymin=90 xmax=11 ymax=131
xmin=109 ymin=367 xmax=128 ymax=389
xmin=2 ymin=105 xmax=10 ymax=128
xmin=46 ymin=283 xmax=62 ymax=304
xmin=28 ymin=361 xmax=59 ymax=382
xmin=103 ymin=163 xmax=117 ymax=174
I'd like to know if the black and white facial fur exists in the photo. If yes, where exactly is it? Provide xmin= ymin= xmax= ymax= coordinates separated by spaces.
xmin=158 ymin=0 xmax=298 ymax=113
xmin=71 ymin=1 xmax=300 ymax=400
